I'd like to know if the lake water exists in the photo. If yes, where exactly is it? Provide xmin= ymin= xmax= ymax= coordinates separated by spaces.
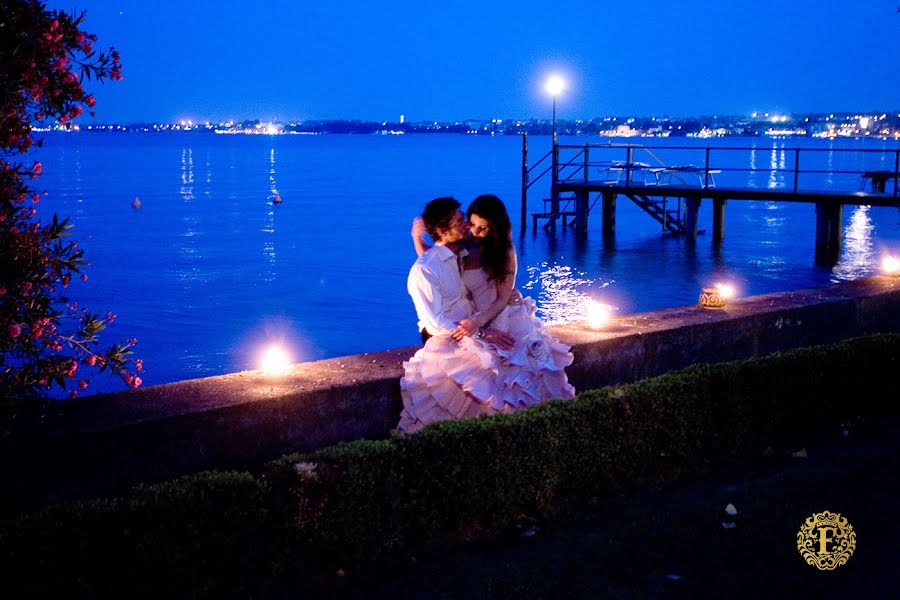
xmin=31 ymin=132 xmax=900 ymax=392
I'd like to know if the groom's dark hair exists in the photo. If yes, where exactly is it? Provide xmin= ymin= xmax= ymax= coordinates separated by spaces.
xmin=422 ymin=197 xmax=461 ymax=240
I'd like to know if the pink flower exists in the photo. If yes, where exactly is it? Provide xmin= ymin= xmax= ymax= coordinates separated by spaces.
xmin=85 ymin=355 xmax=97 ymax=366
xmin=80 ymin=274 xmax=88 ymax=282
xmin=78 ymin=380 xmax=89 ymax=391
xmin=69 ymin=390 xmax=78 ymax=399
xmin=130 ymin=376 xmax=142 ymax=389
xmin=8 ymin=324 xmax=22 ymax=339
xmin=32 ymin=161 xmax=42 ymax=174
xmin=135 ymin=359 xmax=143 ymax=372
xmin=84 ymin=95 xmax=96 ymax=108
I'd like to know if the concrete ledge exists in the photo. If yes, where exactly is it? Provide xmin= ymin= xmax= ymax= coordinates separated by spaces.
xmin=2 ymin=276 xmax=900 ymax=514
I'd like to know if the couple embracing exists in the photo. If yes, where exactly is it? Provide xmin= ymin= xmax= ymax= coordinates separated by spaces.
xmin=398 ymin=194 xmax=575 ymax=433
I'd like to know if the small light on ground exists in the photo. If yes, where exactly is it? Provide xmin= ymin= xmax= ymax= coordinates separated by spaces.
xmin=584 ymin=299 xmax=613 ymax=329
xmin=882 ymin=255 xmax=900 ymax=276
xmin=261 ymin=345 xmax=290 ymax=375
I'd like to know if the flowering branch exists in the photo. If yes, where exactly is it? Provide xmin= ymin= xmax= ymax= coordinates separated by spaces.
xmin=1 ymin=0 xmax=139 ymax=419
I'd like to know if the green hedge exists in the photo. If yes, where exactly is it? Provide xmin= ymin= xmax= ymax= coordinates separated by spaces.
xmin=266 ymin=333 xmax=900 ymax=564
xmin=2 ymin=334 xmax=898 ymax=597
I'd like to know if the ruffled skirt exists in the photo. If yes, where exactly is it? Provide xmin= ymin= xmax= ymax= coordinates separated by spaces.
xmin=398 ymin=297 xmax=575 ymax=433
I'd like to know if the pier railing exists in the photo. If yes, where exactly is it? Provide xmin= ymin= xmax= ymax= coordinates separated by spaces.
xmin=554 ymin=143 xmax=900 ymax=195
xmin=521 ymin=137 xmax=900 ymax=230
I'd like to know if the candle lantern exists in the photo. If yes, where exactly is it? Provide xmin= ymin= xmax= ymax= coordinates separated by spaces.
xmin=699 ymin=283 xmax=735 ymax=309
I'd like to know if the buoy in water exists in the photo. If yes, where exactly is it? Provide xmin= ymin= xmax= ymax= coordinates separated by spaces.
xmin=132 ymin=196 xmax=142 ymax=209
xmin=273 ymin=194 xmax=283 ymax=204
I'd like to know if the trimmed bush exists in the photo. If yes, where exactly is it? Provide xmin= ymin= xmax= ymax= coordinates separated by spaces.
xmin=1 ymin=334 xmax=898 ymax=596
xmin=267 ymin=334 xmax=899 ymax=564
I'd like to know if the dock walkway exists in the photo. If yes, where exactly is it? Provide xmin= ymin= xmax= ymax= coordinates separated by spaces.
xmin=520 ymin=137 xmax=900 ymax=264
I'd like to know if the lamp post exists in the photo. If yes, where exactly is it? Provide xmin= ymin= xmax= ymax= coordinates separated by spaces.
xmin=545 ymin=75 xmax=565 ymax=230
xmin=545 ymin=75 xmax=565 ymax=139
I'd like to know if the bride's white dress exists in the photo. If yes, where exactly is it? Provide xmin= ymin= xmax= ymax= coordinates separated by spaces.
xmin=398 ymin=266 xmax=575 ymax=433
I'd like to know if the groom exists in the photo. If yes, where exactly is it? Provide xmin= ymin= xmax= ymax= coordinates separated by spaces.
xmin=408 ymin=196 xmax=512 ymax=347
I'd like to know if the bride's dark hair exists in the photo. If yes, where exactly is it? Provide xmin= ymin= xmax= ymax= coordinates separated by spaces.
xmin=467 ymin=194 xmax=512 ymax=282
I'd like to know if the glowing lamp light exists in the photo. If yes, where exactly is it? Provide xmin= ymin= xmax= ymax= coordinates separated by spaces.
xmin=545 ymin=75 xmax=565 ymax=97
xmin=699 ymin=283 xmax=736 ymax=309
xmin=882 ymin=255 xmax=900 ymax=276
xmin=260 ymin=345 xmax=291 ymax=376
xmin=583 ymin=299 xmax=612 ymax=330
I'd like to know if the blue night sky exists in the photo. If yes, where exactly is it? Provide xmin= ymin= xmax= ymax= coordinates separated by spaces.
xmin=60 ymin=0 xmax=900 ymax=123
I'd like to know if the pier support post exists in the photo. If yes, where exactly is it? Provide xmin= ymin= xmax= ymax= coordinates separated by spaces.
xmin=815 ymin=202 xmax=842 ymax=265
xmin=712 ymin=198 xmax=726 ymax=245
xmin=520 ymin=132 xmax=528 ymax=234
xmin=602 ymin=191 xmax=616 ymax=240
xmin=684 ymin=197 xmax=700 ymax=241
xmin=575 ymin=190 xmax=589 ymax=234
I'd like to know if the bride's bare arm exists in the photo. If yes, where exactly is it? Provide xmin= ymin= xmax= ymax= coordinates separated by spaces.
xmin=466 ymin=247 xmax=519 ymax=330
xmin=411 ymin=217 xmax=431 ymax=257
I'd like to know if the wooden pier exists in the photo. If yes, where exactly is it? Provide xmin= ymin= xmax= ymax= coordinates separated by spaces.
xmin=521 ymin=135 xmax=900 ymax=265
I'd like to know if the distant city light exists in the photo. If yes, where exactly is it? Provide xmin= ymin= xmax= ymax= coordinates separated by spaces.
xmin=859 ymin=117 xmax=870 ymax=129
xmin=545 ymin=75 xmax=565 ymax=97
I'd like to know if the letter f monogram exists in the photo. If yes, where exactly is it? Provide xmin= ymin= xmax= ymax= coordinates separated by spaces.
xmin=817 ymin=527 xmax=836 ymax=554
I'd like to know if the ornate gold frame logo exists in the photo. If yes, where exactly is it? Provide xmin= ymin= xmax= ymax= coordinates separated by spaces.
xmin=797 ymin=511 xmax=857 ymax=570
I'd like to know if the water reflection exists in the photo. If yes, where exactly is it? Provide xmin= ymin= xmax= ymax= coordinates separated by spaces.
xmin=832 ymin=205 xmax=874 ymax=280
xmin=825 ymin=146 xmax=834 ymax=188
xmin=180 ymin=147 xmax=194 ymax=201
xmin=521 ymin=262 xmax=607 ymax=324
xmin=748 ymin=146 xmax=757 ymax=188
xmin=261 ymin=146 xmax=278 ymax=280
xmin=767 ymin=143 xmax=786 ymax=189
xmin=204 ymin=152 xmax=212 ymax=199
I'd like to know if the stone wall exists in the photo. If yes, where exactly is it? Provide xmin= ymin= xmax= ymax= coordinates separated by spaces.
xmin=2 ymin=276 xmax=899 ymax=515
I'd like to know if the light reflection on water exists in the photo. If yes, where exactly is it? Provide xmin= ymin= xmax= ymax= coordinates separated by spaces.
xmin=522 ymin=263 xmax=610 ymax=324
xmin=832 ymin=205 xmax=875 ymax=281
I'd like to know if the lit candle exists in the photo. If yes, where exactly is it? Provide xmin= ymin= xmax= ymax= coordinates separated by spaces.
xmin=260 ymin=345 xmax=290 ymax=375
xmin=715 ymin=283 xmax=736 ymax=299
xmin=700 ymin=282 xmax=736 ymax=309
xmin=882 ymin=255 xmax=900 ymax=276
xmin=583 ymin=299 xmax=611 ymax=329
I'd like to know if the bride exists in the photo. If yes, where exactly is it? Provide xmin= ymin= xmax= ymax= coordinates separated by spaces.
xmin=397 ymin=194 xmax=575 ymax=433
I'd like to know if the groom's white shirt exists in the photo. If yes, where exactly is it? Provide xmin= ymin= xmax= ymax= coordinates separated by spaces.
xmin=408 ymin=243 xmax=474 ymax=336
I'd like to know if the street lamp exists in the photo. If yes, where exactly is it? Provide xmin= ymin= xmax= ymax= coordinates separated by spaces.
xmin=545 ymin=75 xmax=565 ymax=138
xmin=545 ymin=75 xmax=565 ymax=229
